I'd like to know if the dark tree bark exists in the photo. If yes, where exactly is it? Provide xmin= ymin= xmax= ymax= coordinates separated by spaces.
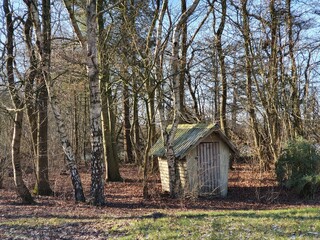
xmin=122 ymin=79 xmax=133 ymax=163
xmin=97 ymin=0 xmax=122 ymax=182
xmin=23 ymin=11 xmax=38 ymax=164
xmin=100 ymin=70 xmax=122 ymax=182
xmin=240 ymin=0 xmax=263 ymax=164
xmin=35 ymin=80 xmax=52 ymax=195
xmin=179 ymin=0 xmax=187 ymax=121
xmin=286 ymin=0 xmax=303 ymax=137
xmin=25 ymin=0 xmax=53 ymax=196
xmin=214 ymin=0 xmax=228 ymax=136
xmin=266 ymin=0 xmax=281 ymax=166
xmin=37 ymin=0 xmax=52 ymax=195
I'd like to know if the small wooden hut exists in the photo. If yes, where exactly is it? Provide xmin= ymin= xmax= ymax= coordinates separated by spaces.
xmin=150 ymin=123 xmax=238 ymax=197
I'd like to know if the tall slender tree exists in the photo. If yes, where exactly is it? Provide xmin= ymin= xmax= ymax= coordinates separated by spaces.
xmin=97 ymin=0 xmax=122 ymax=182
xmin=86 ymin=0 xmax=105 ymax=205
xmin=213 ymin=0 xmax=228 ymax=136
xmin=161 ymin=0 xmax=200 ymax=198
xmin=23 ymin=0 xmax=53 ymax=195
xmin=286 ymin=0 xmax=302 ymax=137
xmin=240 ymin=0 xmax=263 ymax=165
xmin=4 ymin=0 xmax=34 ymax=204
xmin=63 ymin=0 xmax=106 ymax=205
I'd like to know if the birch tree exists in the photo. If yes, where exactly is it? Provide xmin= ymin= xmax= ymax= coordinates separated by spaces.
xmin=161 ymin=0 xmax=200 ymax=198
xmin=64 ymin=0 xmax=105 ymax=205
xmin=24 ymin=0 xmax=86 ymax=201
xmin=86 ymin=0 xmax=105 ymax=205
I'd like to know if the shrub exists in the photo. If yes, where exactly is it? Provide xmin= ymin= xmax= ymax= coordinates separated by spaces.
xmin=276 ymin=138 xmax=320 ymax=198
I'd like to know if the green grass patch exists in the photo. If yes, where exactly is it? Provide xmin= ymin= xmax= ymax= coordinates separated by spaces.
xmin=117 ymin=207 xmax=320 ymax=239
xmin=1 ymin=207 xmax=319 ymax=239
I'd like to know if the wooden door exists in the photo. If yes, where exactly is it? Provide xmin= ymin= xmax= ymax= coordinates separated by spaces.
xmin=197 ymin=142 xmax=220 ymax=194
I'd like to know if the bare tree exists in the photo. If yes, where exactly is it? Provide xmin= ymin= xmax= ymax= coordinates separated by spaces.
xmin=160 ymin=0 xmax=200 ymax=198
xmin=24 ymin=0 xmax=86 ymax=201
xmin=97 ymin=0 xmax=122 ymax=182
xmin=213 ymin=0 xmax=228 ymax=136
xmin=3 ymin=0 xmax=34 ymax=204
xmin=25 ymin=0 xmax=53 ymax=196
xmin=286 ymin=0 xmax=302 ymax=137
xmin=86 ymin=0 xmax=105 ymax=205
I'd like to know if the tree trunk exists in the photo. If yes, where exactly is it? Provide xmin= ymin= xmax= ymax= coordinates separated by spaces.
xmin=73 ymin=89 xmax=79 ymax=162
xmin=97 ymin=0 xmax=122 ymax=182
xmin=37 ymin=0 xmax=53 ymax=195
xmin=142 ymin=99 xmax=152 ymax=198
xmin=35 ymin=80 xmax=53 ymax=195
xmin=23 ymin=11 xmax=38 ymax=174
xmin=214 ymin=0 xmax=228 ymax=136
xmin=50 ymin=93 xmax=86 ymax=202
xmin=123 ymin=81 xmax=133 ymax=163
xmin=241 ymin=0 xmax=263 ymax=164
xmin=286 ymin=0 xmax=303 ymax=137
xmin=179 ymin=0 xmax=187 ymax=121
xmin=100 ymin=74 xmax=122 ymax=182
xmin=165 ymin=0 xmax=200 ymax=198
xmin=87 ymin=0 xmax=105 ymax=206
xmin=12 ymin=111 xmax=35 ymax=204
xmin=4 ymin=0 xmax=34 ymax=204
xmin=267 ymin=0 xmax=280 ymax=166
xmin=132 ymin=77 xmax=142 ymax=165
xmin=25 ymin=0 xmax=53 ymax=196
xmin=24 ymin=0 xmax=85 ymax=202
xmin=213 ymin=51 xmax=220 ymax=121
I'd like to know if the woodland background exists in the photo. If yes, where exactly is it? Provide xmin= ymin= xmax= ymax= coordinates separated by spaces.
xmin=0 ymin=0 xmax=320 ymax=205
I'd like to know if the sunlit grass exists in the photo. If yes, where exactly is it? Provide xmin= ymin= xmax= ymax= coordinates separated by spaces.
xmin=1 ymin=207 xmax=319 ymax=239
xmin=118 ymin=207 xmax=320 ymax=239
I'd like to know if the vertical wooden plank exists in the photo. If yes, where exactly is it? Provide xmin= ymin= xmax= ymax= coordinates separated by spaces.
xmin=212 ymin=142 xmax=215 ymax=192
xmin=205 ymin=143 xmax=208 ymax=192
xmin=207 ymin=143 xmax=211 ymax=192
xmin=218 ymin=142 xmax=220 ymax=190
xmin=197 ymin=145 xmax=201 ymax=192
xmin=209 ymin=142 xmax=213 ymax=192
xmin=213 ymin=142 xmax=217 ymax=191
xmin=202 ymin=143 xmax=205 ymax=191
xmin=197 ymin=142 xmax=221 ymax=195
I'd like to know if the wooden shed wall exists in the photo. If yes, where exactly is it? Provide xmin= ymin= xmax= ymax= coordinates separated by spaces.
xmin=158 ymin=157 xmax=187 ymax=193
xmin=218 ymin=137 xmax=230 ymax=197
xmin=208 ymin=134 xmax=230 ymax=196
xmin=158 ymin=157 xmax=170 ymax=192
xmin=158 ymin=133 xmax=231 ymax=197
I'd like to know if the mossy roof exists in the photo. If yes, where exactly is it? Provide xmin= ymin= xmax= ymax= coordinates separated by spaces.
xmin=150 ymin=123 xmax=237 ymax=159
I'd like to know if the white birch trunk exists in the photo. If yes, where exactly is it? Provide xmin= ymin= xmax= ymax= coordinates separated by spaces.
xmin=87 ymin=0 xmax=105 ymax=206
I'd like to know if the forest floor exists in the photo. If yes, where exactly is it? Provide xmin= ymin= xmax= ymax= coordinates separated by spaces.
xmin=0 ymin=162 xmax=319 ymax=239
